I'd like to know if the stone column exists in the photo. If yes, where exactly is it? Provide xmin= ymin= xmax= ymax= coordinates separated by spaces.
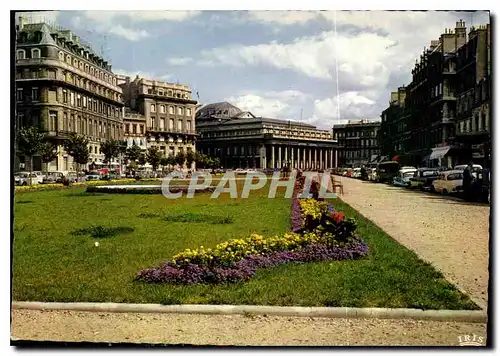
xmin=297 ymin=147 xmax=301 ymax=169
xmin=291 ymin=147 xmax=295 ymax=169
xmin=335 ymin=149 xmax=338 ymax=168
xmin=271 ymin=145 xmax=275 ymax=169
xmin=314 ymin=149 xmax=318 ymax=170
xmin=284 ymin=146 xmax=288 ymax=167
xmin=260 ymin=144 xmax=266 ymax=169
xmin=278 ymin=145 xmax=282 ymax=168
xmin=308 ymin=149 xmax=312 ymax=170
xmin=302 ymin=148 xmax=306 ymax=170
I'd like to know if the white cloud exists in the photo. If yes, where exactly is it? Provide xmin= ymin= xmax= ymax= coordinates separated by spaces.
xmin=71 ymin=10 xmax=201 ymax=41
xmin=313 ymin=91 xmax=377 ymax=124
xmin=167 ymin=57 xmax=193 ymax=66
xmin=81 ymin=10 xmax=201 ymax=23
xmin=113 ymin=68 xmax=170 ymax=82
xmin=225 ymin=90 xmax=310 ymax=119
xmin=108 ymin=25 xmax=150 ymax=41
xmin=246 ymin=10 xmax=318 ymax=25
xmin=189 ymin=31 xmax=396 ymax=90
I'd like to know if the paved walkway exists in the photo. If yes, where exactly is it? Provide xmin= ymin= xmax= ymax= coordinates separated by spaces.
xmin=336 ymin=177 xmax=490 ymax=310
xmin=11 ymin=310 xmax=486 ymax=346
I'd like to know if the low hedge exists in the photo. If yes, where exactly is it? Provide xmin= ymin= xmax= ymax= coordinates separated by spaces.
xmin=86 ymin=186 xmax=216 ymax=195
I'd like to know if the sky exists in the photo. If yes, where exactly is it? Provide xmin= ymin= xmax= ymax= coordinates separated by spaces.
xmin=16 ymin=10 xmax=490 ymax=129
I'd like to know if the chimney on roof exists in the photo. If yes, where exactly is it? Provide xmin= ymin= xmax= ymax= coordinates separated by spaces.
xmin=18 ymin=15 xmax=27 ymax=30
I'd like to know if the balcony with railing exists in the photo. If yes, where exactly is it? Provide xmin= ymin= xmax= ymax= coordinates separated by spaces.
xmin=16 ymin=58 xmax=122 ymax=94
xmin=147 ymin=127 xmax=197 ymax=135
xmin=16 ymin=67 xmax=123 ymax=104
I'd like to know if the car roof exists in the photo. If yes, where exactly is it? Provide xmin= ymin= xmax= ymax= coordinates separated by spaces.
xmin=442 ymin=170 xmax=463 ymax=175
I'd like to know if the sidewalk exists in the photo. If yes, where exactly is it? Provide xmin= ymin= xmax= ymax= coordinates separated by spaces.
xmin=11 ymin=309 xmax=486 ymax=346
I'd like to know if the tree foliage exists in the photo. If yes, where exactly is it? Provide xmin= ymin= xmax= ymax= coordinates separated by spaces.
xmin=146 ymin=146 xmax=163 ymax=171
xmin=63 ymin=133 xmax=90 ymax=179
xmin=39 ymin=141 xmax=59 ymax=175
xmin=175 ymin=151 xmax=186 ymax=167
xmin=100 ymin=140 xmax=121 ymax=165
xmin=126 ymin=143 xmax=142 ymax=164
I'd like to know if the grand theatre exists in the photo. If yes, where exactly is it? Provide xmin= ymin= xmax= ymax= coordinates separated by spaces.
xmin=196 ymin=102 xmax=339 ymax=170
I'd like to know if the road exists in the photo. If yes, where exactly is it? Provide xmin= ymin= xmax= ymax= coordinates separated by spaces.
xmin=336 ymin=177 xmax=490 ymax=310
xmin=11 ymin=310 xmax=486 ymax=346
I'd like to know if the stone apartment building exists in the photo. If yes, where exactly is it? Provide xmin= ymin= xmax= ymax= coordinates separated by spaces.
xmin=382 ymin=19 xmax=491 ymax=168
xmin=15 ymin=15 xmax=124 ymax=172
xmin=196 ymin=102 xmax=338 ymax=170
xmin=452 ymin=24 xmax=491 ymax=168
xmin=332 ymin=120 xmax=381 ymax=167
xmin=118 ymin=75 xmax=197 ymax=167
xmin=379 ymin=87 xmax=407 ymax=160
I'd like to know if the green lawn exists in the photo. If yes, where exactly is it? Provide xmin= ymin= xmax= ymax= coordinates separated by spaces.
xmin=12 ymin=183 xmax=479 ymax=309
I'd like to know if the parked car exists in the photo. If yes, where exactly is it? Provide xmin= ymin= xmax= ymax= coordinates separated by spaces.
xmin=85 ymin=171 xmax=102 ymax=181
xmin=367 ymin=168 xmax=378 ymax=181
xmin=454 ymin=164 xmax=482 ymax=179
xmin=14 ymin=172 xmax=42 ymax=185
xmin=352 ymin=168 xmax=362 ymax=179
xmin=376 ymin=161 xmax=400 ymax=183
xmin=431 ymin=170 xmax=464 ymax=195
xmin=42 ymin=172 xmax=65 ymax=184
xmin=409 ymin=168 xmax=440 ymax=191
xmin=393 ymin=168 xmax=417 ymax=187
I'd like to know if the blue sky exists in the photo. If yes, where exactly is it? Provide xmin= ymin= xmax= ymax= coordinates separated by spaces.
xmin=18 ymin=10 xmax=490 ymax=129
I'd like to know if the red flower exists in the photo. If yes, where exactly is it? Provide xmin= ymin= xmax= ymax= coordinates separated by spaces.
xmin=332 ymin=212 xmax=345 ymax=224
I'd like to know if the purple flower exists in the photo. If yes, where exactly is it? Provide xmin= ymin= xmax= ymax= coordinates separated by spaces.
xmin=136 ymin=238 xmax=369 ymax=285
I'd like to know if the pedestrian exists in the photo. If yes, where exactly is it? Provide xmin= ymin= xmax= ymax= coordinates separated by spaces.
xmin=463 ymin=161 xmax=474 ymax=201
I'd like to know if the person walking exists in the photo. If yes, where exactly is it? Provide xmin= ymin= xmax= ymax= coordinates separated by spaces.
xmin=463 ymin=161 xmax=474 ymax=201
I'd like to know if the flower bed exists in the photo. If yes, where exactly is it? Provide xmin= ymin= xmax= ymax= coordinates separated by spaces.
xmin=14 ymin=178 xmax=155 ymax=192
xmin=86 ymin=185 xmax=215 ymax=195
xmin=136 ymin=170 xmax=369 ymax=285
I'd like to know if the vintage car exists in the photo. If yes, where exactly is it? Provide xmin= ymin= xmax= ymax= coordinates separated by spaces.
xmin=376 ymin=161 xmax=400 ymax=183
xmin=431 ymin=170 xmax=464 ymax=195
xmin=409 ymin=168 xmax=440 ymax=191
xmin=393 ymin=168 xmax=417 ymax=187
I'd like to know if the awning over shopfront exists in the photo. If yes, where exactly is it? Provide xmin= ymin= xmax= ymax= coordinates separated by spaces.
xmin=368 ymin=155 xmax=379 ymax=164
xmin=429 ymin=146 xmax=451 ymax=160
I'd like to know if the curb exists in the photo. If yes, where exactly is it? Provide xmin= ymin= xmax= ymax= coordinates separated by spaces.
xmin=12 ymin=302 xmax=487 ymax=323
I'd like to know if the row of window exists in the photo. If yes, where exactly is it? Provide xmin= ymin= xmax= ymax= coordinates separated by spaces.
xmin=46 ymin=111 xmax=121 ymax=140
xmin=16 ymin=66 xmax=122 ymax=102
xmin=457 ymin=114 xmax=490 ymax=134
xmin=336 ymin=130 xmax=377 ymax=138
xmin=149 ymin=118 xmax=193 ymax=132
xmin=342 ymin=139 xmax=378 ymax=148
xmin=16 ymin=86 xmax=120 ymax=119
xmin=16 ymin=48 xmax=117 ymax=88
xmin=341 ymin=150 xmax=380 ymax=159
xmin=16 ymin=48 xmax=41 ymax=59
xmin=147 ymin=88 xmax=190 ymax=100
xmin=150 ymin=104 xmax=192 ymax=116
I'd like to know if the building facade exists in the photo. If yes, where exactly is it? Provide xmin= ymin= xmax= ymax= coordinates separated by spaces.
xmin=15 ymin=16 xmax=124 ymax=172
xmin=118 ymin=75 xmax=197 ymax=167
xmin=382 ymin=19 xmax=491 ymax=168
xmin=379 ymin=87 xmax=407 ymax=160
xmin=196 ymin=102 xmax=338 ymax=170
xmin=332 ymin=120 xmax=381 ymax=167
xmin=451 ymin=24 xmax=491 ymax=168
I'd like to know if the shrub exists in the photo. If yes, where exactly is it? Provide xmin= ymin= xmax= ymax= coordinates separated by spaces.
xmin=71 ymin=225 xmax=134 ymax=238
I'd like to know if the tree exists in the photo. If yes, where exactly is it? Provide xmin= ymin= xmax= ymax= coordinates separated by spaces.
xmin=17 ymin=126 xmax=45 ymax=185
xmin=211 ymin=157 xmax=221 ymax=169
xmin=126 ymin=143 xmax=142 ymax=165
xmin=138 ymin=153 xmax=147 ymax=166
xmin=175 ymin=151 xmax=186 ymax=168
xmin=39 ymin=141 xmax=58 ymax=177
xmin=63 ymin=133 xmax=90 ymax=181
xmin=146 ymin=146 xmax=163 ymax=172
xmin=100 ymin=140 xmax=120 ymax=167
xmin=186 ymin=150 xmax=196 ymax=170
